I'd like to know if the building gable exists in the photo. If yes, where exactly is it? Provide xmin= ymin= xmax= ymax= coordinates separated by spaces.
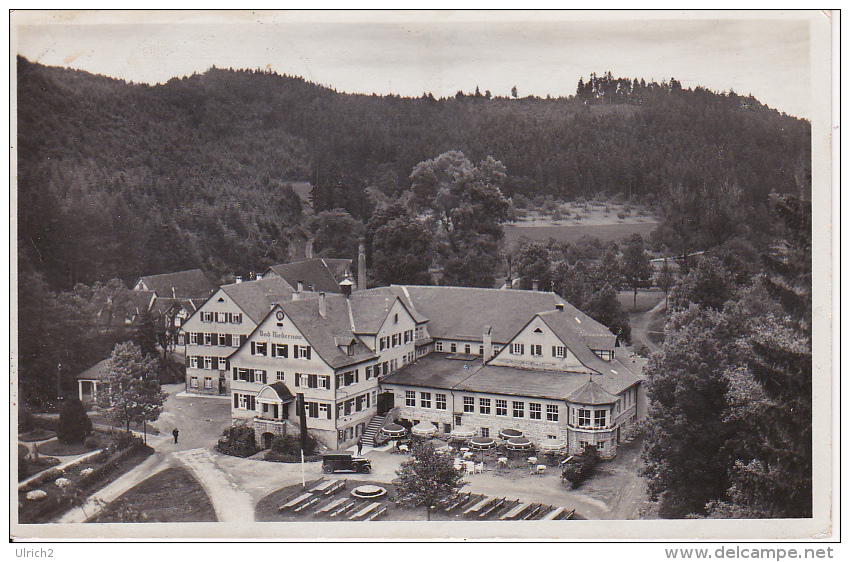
xmin=181 ymin=288 xmax=253 ymax=334
xmin=489 ymin=314 xmax=591 ymax=373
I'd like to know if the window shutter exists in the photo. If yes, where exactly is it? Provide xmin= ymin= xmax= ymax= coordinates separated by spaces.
xmin=251 ymin=341 xmax=256 ymax=355
xmin=232 ymin=367 xmax=237 ymax=380
xmin=305 ymin=347 xmax=311 ymax=360
xmin=294 ymin=374 xmax=299 ymax=387
xmin=282 ymin=344 xmax=288 ymax=358
xmin=327 ymin=406 xmax=332 ymax=420
xmin=271 ymin=344 xmax=276 ymax=358
xmin=234 ymin=393 xmax=238 ymax=407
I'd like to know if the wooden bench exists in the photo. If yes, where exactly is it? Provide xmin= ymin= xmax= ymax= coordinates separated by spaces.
xmin=443 ymin=492 xmax=470 ymax=512
xmin=463 ymin=496 xmax=493 ymax=515
xmin=317 ymin=497 xmax=347 ymax=515
xmin=563 ymin=509 xmax=576 ymax=520
xmin=329 ymin=499 xmax=358 ymax=518
xmin=279 ymin=493 xmax=313 ymax=511
xmin=500 ymin=502 xmax=531 ymax=521
xmin=479 ymin=498 xmax=506 ymax=518
xmin=348 ymin=501 xmax=382 ymax=521
xmin=294 ymin=495 xmax=321 ymax=513
xmin=367 ymin=505 xmax=387 ymax=521
xmin=538 ymin=506 xmax=563 ymax=520
xmin=522 ymin=503 xmax=543 ymax=520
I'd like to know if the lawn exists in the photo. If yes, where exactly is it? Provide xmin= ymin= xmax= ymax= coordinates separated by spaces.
xmin=504 ymin=221 xmax=658 ymax=247
xmin=19 ymin=429 xmax=57 ymax=442
xmin=617 ymin=289 xmax=666 ymax=313
xmin=88 ymin=467 xmax=217 ymax=523
xmin=646 ymin=313 xmax=667 ymax=347
xmin=36 ymin=439 xmax=96 ymax=457
xmin=18 ymin=443 xmax=153 ymax=524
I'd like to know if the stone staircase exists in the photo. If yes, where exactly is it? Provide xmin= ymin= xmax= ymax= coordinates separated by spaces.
xmin=362 ymin=414 xmax=387 ymax=447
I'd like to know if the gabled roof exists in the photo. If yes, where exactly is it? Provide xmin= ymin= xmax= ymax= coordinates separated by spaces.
xmin=391 ymin=286 xmax=568 ymax=342
xmin=534 ymin=310 xmax=622 ymax=376
xmin=76 ymin=358 xmax=110 ymax=381
xmin=264 ymin=259 xmax=343 ymax=293
xmin=219 ymin=277 xmax=298 ymax=324
xmin=134 ymin=269 xmax=215 ymax=299
xmin=566 ymin=380 xmax=619 ymax=405
xmin=278 ymin=296 xmax=378 ymax=369
xmin=384 ymin=355 xmax=639 ymax=401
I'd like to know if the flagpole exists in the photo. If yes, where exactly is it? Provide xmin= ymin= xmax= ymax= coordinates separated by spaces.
xmin=301 ymin=448 xmax=305 ymax=488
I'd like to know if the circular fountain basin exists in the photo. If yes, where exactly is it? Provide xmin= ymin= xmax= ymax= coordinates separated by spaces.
xmin=350 ymin=484 xmax=387 ymax=499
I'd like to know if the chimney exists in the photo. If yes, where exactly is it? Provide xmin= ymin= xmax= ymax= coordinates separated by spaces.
xmin=319 ymin=292 xmax=327 ymax=318
xmin=297 ymin=280 xmax=304 ymax=293
xmin=358 ymin=237 xmax=366 ymax=291
xmin=483 ymin=325 xmax=493 ymax=362
xmin=235 ymin=276 xmax=242 ymax=284
xmin=532 ymin=279 xmax=539 ymax=292
xmin=556 ymin=303 xmax=565 ymax=312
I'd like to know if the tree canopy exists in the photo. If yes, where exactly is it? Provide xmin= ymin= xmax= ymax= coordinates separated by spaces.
xmin=392 ymin=441 xmax=466 ymax=520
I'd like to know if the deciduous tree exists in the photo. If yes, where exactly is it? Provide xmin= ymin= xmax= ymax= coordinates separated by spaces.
xmin=620 ymin=234 xmax=652 ymax=310
xmin=99 ymin=342 xmax=164 ymax=433
xmin=393 ymin=441 xmax=466 ymax=521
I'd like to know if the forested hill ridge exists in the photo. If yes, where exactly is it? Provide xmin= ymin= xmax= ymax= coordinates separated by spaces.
xmin=17 ymin=56 xmax=810 ymax=291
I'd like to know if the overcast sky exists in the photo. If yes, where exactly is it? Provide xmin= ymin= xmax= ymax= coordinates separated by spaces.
xmin=15 ymin=11 xmax=816 ymax=119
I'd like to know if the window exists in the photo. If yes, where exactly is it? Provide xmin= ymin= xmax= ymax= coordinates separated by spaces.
xmin=304 ymin=401 xmax=319 ymax=418
xmin=578 ymin=409 xmax=591 ymax=427
xmin=530 ymin=344 xmax=542 ymax=356
xmin=435 ymin=341 xmax=443 ymax=352
xmin=365 ymin=366 xmax=373 ymax=380
xmin=232 ymin=313 xmax=242 ymax=324
xmin=420 ymin=392 xmax=431 ymax=408
xmin=190 ymin=376 xmax=198 ymax=388
xmin=512 ymin=401 xmax=524 ymax=418
xmin=511 ymin=343 xmax=524 ymax=355
xmin=392 ymin=334 xmax=399 ymax=347
xmin=204 ymin=357 xmax=213 ymax=370
xmin=379 ymin=337 xmax=387 ymax=351
xmin=204 ymin=333 xmax=212 ymax=346
xmin=579 ymin=440 xmax=587 ymax=451
xmin=463 ymin=396 xmax=475 ymax=413
xmin=218 ymin=357 xmax=227 ymax=370
xmin=252 ymin=342 xmax=268 ymax=356
xmin=479 ymin=345 xmax=484 ymax=355
xmin=479 ymin=398 xmax=491 ymax=415
xmin=546 ymin=404 xmax=559 ymax=422
xmin=594 ymin=350 xmax=614 ymax=361
xmin=436 ymin=393 xmax=446 ymax=410
xmin=552 ymin=345 xmax=566 ymax=358
xmin=204 ymin=377 xmax=212 ymax=389
xmin=219 ymin=333 xmax=230 ymax=347
xmin=450 ymin=342 xmax=457 ymax=353
xmin=202 ymin=311 xmax=213 ymax=323
xmin=394 ymin=313 xmax=399 ymax=324
xmin=189 ymin=356 xmax=199 ymax=369
xmin=271 ymin=343 xmax=288 ymax=358
xmin=189 ymin=333 xmax=198 ymax=345
xmin=529 ymin=402 xmax=542 ymax=420
xmin=276 ymin=371 xmax=285 ymax=382
xmin=481 ymin=427 xmax=490 ymax=438
xmin=598 ymin=441 xmax=605 ymax=451
xmin=294 ymin=345 xmax=312 ymax=359
xmin=464 ymin=344 xmax=471 ymax=354
xmin=319 ymin=403 xmax=331 ymax=420
xmin=495 ymin=399 xmax=507 ymax=417
xmin=405 ymin=391 xmax=416 ymax=407
xmin=594 ymin=410 xmax=606 ymax=428
xmin=444 ymin=423 xmax=452 ymax=433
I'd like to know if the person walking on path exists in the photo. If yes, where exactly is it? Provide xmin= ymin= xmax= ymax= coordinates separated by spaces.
xmin=357 ymin=438 xmax=363 ymax=456
xmin=172 ymin=428 xmax=179 ymax=444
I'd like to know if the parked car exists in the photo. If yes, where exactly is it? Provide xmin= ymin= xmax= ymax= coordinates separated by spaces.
xmin=322 ymin=451 xmax=372 ymax=474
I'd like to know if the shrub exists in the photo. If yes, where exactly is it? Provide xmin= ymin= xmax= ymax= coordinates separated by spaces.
xmin=216 ymin=425 xmax=260 ymax=458
xmin=617 ymin=211 xmax=627 ymax=220
xmin=562 ymin=445 xmax=600 ymax=489
xmin=114 ymin=431 xmax=142 ymax=451
xmin=58 ymin=398 xmax=92 ymax=444
xmin=268 ymin=432 xmax=318 ymax=456
xmin=84 ymin=434 xmax=108 ymax=450
xmin=623 ymin=203 xmax=632 ymax=213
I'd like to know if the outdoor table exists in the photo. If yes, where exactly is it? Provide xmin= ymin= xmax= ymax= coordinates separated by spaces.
xmin=349 ymin=501 xmax=382 ymax=521
xmin=497 ymin=457 xmax=508 ymax=468
xmin=310 ymin=480 xmax=336 ymax=493
xmin=527 ymin=456 xmax=538 ymax=465
xmin=536 ymin=465 xmax=547 ymax=475
xmin=462 ymin=451 xmax=474 ymax=460
xmin=317 ymin=497 xmax=347 ymax=514
xmin=280 ymin=492 xmax=312 ymax=511
xmin=540 ymin=506 xmax=566 ymax=521
xmin=460 ymin=447 xmax=470 ymax=453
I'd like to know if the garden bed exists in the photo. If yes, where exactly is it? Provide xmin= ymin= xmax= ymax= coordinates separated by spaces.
xmin=88 ymin=467 xmax=217 ymax=523
xmin=19 ymin=429 xmax=57 ymax=442
xmin=18 ymin=441 xmax=154 ymax=524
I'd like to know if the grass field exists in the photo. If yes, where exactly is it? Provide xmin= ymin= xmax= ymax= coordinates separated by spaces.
xmin=505 ymin=221 xmax=658 ymax=247
xmin=617 ymin=289 xmax=666 ymax=313
xmin=90 ymin=467 xmax=217 ymax=523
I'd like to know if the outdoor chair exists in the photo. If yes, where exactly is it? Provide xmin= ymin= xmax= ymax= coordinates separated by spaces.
xmin=475 ymin=462 xmax=484 ymax=474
